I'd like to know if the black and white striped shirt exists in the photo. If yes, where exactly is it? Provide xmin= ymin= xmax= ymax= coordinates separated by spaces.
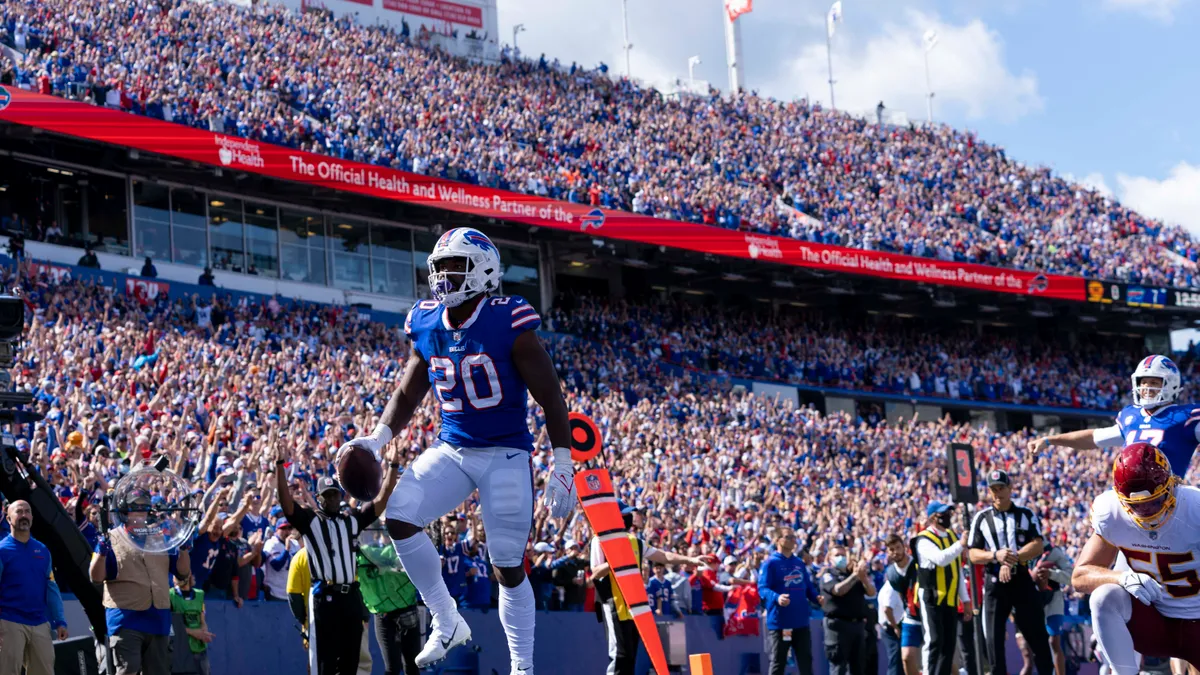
xmin=968 ymin=503 xmax=1043 ymax=576
xmin=288 ymin=505 xmax=376 ymax=587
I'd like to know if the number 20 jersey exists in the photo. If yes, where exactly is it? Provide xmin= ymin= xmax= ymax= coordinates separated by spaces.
xmin=1091 ymin=485 xmax=1200 ymax=618
xmin=1115 ymin=404 xmax=1200 ymax=478
xmin=405 ymin=295 xmax=542 ymax=452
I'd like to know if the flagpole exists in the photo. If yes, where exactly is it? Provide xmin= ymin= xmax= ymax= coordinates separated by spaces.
xmin=826 ymin=30 xmax=836 ymax=110
xmin=924 ymin=48 xmax=933 ymax=123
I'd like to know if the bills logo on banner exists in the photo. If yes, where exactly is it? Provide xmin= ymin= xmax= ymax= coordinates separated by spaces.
xmin=28 ymin=262 xmax=70 ymax=283
xmin=580 ymin=208 xmax=606 ymax=231
xmin=126 ymin=278 xmax=169 ymax=303
xmin=0 ymin=88 xmax=1088 ymax=302
xmin=0 ymin=87 xmax=10 ymax=112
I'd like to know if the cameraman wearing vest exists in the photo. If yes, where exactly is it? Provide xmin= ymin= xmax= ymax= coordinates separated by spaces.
xmin=589 ymin=502 xmax=705 ymax=675
xmin=357 ymin=537 xmax=421 ymax=675
xmin=912 ymin=501 xmax=968 ymax=675
xmin=90 ymin=490 xmax=192 ymax=675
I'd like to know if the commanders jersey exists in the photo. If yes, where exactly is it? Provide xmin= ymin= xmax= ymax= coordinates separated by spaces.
xmin=1115 ymin=404 xmax=1200 ymax=477
xmin=1091 ymin=486 xmax=1200 ymax=619
xmin=405 ymin=295 xmax=541 ymax=452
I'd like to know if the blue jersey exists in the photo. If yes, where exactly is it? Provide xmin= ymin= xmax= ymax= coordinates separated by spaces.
xmin=405 ymin=296 xmax=542 ymax=452
xmin=465 ymin=557 xmax=492 ymax=608
xmin=1115 ymin=404 xmax=1200 ymax=477
xmin=441 ymin=541 xmax=469 ymax=601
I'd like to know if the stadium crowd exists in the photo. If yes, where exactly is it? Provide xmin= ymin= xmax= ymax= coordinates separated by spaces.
xmin=0 ymin=258 xmax=1158 ymax=624
xmin=3 ymin=0 xmax=1200 ymax=288
xmin=548 ymin=296 xmax=1168 ymax=412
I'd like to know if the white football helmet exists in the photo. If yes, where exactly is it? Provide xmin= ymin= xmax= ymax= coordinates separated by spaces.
xmin=1131 ymin=355 xmax=1182 ymax=408
xmin=426 ymin=227 xmax=502 ymax=308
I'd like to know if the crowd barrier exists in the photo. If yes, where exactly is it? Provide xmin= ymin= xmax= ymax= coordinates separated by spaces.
xmin=61 ymin=600 xmax=1095 ymax=675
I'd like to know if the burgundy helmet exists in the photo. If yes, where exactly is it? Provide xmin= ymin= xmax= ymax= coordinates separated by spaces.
xmin=1113 ymin=442 xmax=1177 ymax=529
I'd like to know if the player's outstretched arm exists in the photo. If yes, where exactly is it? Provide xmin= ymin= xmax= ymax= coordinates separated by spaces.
xmin=1071 ymin=533 xmax=1123 ymax=594
xmin=372 ymin=445 xmax=402 ymax=518
xmin=1028 ymin=427 xmax=1114 ymax=453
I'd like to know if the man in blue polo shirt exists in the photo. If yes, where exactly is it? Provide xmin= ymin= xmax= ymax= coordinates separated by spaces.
xmin=759 ymin=526 xmax=821 ymax=675
xmin=90 ymin=491 xmax=191 ymax=675
xmin=0 ymin=500 xmax=68 ymax=675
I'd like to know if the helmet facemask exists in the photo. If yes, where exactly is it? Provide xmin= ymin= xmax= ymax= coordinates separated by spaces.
xmin=1134 ymin=376 xmax=1168 ymax=408
xmin=1117 ymin=477 xmax=1178 ymax=530
xmin=427 ymin=253 xmax=494 ymax=308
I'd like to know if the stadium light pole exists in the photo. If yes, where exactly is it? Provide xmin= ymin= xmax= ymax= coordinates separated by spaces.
xmin=513 ymin=24 xmax=526 ymax=55
xmin=621 ymin=0 xmax=634 ymax=77
xmin=923 ymin=29 xmax=938 ymax=124
xmin=688 ymin=55 xmax=702 ymax=89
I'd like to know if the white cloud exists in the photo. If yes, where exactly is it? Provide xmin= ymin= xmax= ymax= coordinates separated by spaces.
xmin=1102 ymin=0 xmax=1186 ymax=21
xmin=1115 ymin=162 xmax=1200 ymax=235
xmin=1064 ymin=172 xmax=1113 ymax=197
xmin=772 ymin=10 xmax=1042 ymax=123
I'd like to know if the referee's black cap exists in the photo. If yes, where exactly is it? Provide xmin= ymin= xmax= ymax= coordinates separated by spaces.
xmin=317 ymin=476 xmax=342 ymax=495
xmin=987 ymin=470 xmax=1011 ymax=487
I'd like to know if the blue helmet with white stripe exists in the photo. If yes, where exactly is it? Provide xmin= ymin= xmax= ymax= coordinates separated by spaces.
xmin=1132 ymin=355 xmax=1182 ymax=408
xmin=427 ymin=228 xmax=502 ymax=308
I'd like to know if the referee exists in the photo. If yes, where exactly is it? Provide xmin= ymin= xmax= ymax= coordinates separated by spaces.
xmin=967 ymin=470 xmax=1053 ymax=675
xmin=275 ymin=445 xmax=400 ymax=675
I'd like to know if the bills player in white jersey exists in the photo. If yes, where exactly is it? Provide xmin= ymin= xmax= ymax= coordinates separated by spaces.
xmin=336 ymin=228 xmax=575 ymax=675
xmin=1072 ymin=442 xmax=1200 ymax=674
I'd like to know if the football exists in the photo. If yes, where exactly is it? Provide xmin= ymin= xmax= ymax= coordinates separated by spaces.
xmin=336 ymin=446 xmax=382 ymax=502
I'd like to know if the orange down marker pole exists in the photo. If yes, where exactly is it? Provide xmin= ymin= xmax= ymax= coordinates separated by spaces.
xmin=689 ymin=653 xmax=713 ymax=675
xmin=570 ymin=413 xmax=671 ymax=675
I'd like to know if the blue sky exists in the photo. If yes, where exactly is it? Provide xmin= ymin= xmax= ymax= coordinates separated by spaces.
xmin=498 ymin=0 xmax=1200 ymax=234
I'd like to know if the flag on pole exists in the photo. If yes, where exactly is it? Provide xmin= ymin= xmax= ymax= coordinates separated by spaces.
xmin=923 ymin=28 xmax=939 ymax=52
xmin=725 ymin=0 xmax=753 ymax=22
xmin=827 ymin=1 xmax=843 ymax=39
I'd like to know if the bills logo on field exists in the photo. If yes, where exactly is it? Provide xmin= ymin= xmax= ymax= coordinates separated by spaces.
xmin=586 ymin=475 xmax=600 ymax=492
xmin=0 ymin=87 xmax=10 ymax=112
xmin=580 ymin=209 xmax=606 ymax=231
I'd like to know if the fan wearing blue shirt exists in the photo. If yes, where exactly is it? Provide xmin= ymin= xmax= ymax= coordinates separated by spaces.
xmin=0 ymin=500 xmax=68 ymax=675
xmin=647 ymin=562 xmax=680 ymax=618
xmin=758 ymin=527 xmax=821 ymax=675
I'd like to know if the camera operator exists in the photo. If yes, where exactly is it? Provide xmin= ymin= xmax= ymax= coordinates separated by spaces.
xmin=967 ymin=470 xmax=1054 ymax=675
xmin=819 ymin=539 xmax=876 ymax=675
xmin=90 ymin=490 xmax=192 ymax=675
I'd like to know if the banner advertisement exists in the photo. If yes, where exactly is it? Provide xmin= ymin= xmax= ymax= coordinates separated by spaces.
xmin=28 ymin=262 xmax=72 ymax=284
xmin=0 ymin=87 xmax=1086 ymax=301
xmin=125 ymin=277 xmax=170 ymax=303
xmin=380 ymin=0 xmax=482 ymax=27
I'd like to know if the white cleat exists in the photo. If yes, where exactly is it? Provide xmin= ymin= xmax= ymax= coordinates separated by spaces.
xmin=512 ymin=664 xmax=533 ymax=675
xmin=415 ymin=613 xmax=472 ymax=668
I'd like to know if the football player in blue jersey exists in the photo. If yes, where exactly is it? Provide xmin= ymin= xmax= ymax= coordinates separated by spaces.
xmin=1028 ymin=355 xmax=1200 ymax=675
xmin=335 ymin=228 xmax=574 ymax=675
xmin=1027 ymin=355 xmax=1199 ymax=477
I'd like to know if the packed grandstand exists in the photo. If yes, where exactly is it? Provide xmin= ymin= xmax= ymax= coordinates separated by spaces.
xmin=3 ymin=0 xmax=1200 ymax=673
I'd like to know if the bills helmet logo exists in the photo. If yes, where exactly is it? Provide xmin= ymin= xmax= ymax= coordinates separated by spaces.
xmin=463 ymin=230 xmax=496 ymax=253
xmin=0 ymin=87 xmax=11 ymax=112
xmin=586 ymin=475 xmax=600 ymax=492
xmin=580 ymin=208 xmax=606 ymax=232
xmin=1028 ymin=273 xmax=1049 ymax=294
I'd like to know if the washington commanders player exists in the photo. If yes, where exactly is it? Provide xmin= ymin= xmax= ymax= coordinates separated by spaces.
xmin=1072 ymin=443 xmax=1200 ymax=675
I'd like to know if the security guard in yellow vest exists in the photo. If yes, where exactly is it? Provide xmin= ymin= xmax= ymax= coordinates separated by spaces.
xmin=589 ymin=503 xmax=706 ymax=675
xmin=911 ymin=502 xmax=968 ymax=675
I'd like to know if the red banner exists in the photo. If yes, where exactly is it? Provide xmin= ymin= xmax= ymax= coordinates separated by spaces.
xmin=381 ymin=0 xmax=482 ymax=27
xmin=0 ymin=87 xmax=1085 ymax=301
